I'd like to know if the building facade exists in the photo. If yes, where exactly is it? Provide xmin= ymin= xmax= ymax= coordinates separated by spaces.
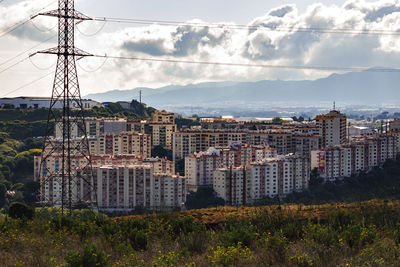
xmin=185 ymin=145 xmax=276 ymax=191
xmin=213 ymin=154 xmax=310 ymax=206
xmin=0 ymin=97 xmax=102 ymax=109
xmin=316 ymin=110 xmax=347 ymax=148
xmin=311 ymin=134 xmax=398 ymax=181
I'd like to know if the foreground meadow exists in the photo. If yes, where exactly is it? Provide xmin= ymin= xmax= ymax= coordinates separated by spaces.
xmin=1 ymin=200 xmax=400 ymax=266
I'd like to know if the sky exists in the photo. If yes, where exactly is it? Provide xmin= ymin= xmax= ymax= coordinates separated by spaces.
xmin=1 ymin=0 xmax=400 ymax=98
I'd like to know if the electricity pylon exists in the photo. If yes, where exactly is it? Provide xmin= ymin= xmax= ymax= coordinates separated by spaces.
xmin=37 ymin=0 xmax=96 ymax=214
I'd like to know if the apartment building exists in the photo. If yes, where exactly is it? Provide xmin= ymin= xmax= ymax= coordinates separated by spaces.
xmin=311 ymin=134 xmax=398 ymax=181
xmin=185 ymin=145 xmax=276 ymax=191
xmin=34 ymin=154 xmax=175 ymax=182
xmin=292 ymin=134 xmax=320 ymax=156
xmin=152 ymin=110 xmax=175 ymax=124
xmin=86 ymin=117 xmax=127 ymax=137
xmin=34 ymin=154 xmax=182 ymax=209
xmin=173 ymin=130 xmax=247 ymax=160
xmin=95 ymin=132 xmax=151 ymax=158
xmin=213 ymin=154 xmax=310 ymax=206
xmin=127 ymin=120 xmax=177 ymax=150
xmin=54 ymin=117 xmax=128 ymax=138
xmin=46 ymin=132 xmax=151 ymax=158
xmin=246 ymin=131 xmax=293 ymax=155
xmin=316 ymin=110 xmax=347 ymax=148
xmin=94 ymin=165 xmax=185 ymax=210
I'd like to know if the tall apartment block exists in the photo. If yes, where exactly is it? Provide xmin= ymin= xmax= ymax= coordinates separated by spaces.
xmin=316 ymin=110 xmax=347 ymax=148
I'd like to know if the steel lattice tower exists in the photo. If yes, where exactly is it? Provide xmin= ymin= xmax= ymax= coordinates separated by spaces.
xmin=38 ymin=0 xmax=96 ymax=213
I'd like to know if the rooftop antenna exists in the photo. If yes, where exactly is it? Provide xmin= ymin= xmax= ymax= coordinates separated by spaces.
xmin=139 ymin=89 xmax=142 ymax=104
xmin=333 ymin=101 xmax=336 ymax=111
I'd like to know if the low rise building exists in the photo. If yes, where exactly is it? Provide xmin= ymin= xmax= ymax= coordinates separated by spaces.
xmin=0 ymin=96 xmax=102 ymax=109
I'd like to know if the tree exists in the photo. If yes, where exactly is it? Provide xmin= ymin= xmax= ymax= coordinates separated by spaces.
xmin=272 ymin=117 xmax=283 ymax=124
xmin=175 ymin=159 xmax=185 ymax=176
xmin=185 ymin=187 xmax=225 ymax=210
xmin=2 ymin=104 xmax=14 ymax=109
xmin=151 ymin=145 xmax=172 ymax=161
xmin=23 ymin=181 xmax=39 ymax=205
xmin=0 ymin=183 xmax=6 ymax=208
xmin=8 ymin=202 xmax=35 ymax=220
xmin=106 ymin=102 xmax=125 ymax=114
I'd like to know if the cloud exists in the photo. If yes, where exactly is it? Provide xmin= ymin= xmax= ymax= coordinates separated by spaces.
xmin=3 ymin=0 xmax=400 ymax=95
xmin=0 ymin=0 xmax=57 ymax=41
xmin=75 ymin=0 xmax=400 ymax=93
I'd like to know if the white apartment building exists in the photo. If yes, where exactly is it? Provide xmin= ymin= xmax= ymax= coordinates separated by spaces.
xmin=185 ymin=145 xmax=276 ymax=191
xmin=311 ymin=134 xmax=398 ymax=181
xmin=45 ymin=132 xmax=151 ymax=158
xmin=316 ymin=110 xmax=347 ymax=148
xmin=34 ymin=154 xmax=175 ymax=182
xmin=55 ymin=117 xmax=128 ymax=139
xmin=94 ymin=132 xmax=151 ymax=158
xmin=34 ymin=154 xmax=180 ymax=209
xmin=94 ymin=165 xmax=185 ymax=210
xmin=213 ymin=154 xmax=310 ymax=206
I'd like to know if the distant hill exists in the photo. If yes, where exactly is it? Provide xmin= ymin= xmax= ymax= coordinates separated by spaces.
xmin=85 ymin=69 xmax=400 ymax=107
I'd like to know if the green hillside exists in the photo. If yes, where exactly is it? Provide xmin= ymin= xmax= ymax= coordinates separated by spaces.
xmin=0 ymin=200 xmax=400 ymax=266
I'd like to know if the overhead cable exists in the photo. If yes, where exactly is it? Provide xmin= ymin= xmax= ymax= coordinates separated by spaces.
xmin=91 ymin=54 xmax=400 ymax=73
xmin=93 ymin=16 xmax=400 ymax=36
xmin=2 ymin=71 xmax=53 ymax=97
xmin=0 ymin=34 xmax=56 ymax=68
xmin=0 ymin=0 xmax=56 ymax=39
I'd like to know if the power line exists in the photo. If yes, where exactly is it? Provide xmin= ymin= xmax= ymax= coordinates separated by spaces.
xmin=0 ymin=1 xmax=56 ymax=39
xmin=0 ymin=34 xmax=56 ymax=68
xmin=91 ymin=54 xmax=400 ymax=73
xmin=76 ymin=20 xmax=107 ymax=37
xmin=0 ymin=56 xmax=29 ymax=75
xmin=93 ymin=16 xmax=400 ymax=36
xmin=2 ymin=71 xmax=53 ymax=97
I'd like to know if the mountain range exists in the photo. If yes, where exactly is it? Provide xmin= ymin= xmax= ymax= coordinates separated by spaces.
xmin=85 ymin=69 xmax=400 ymax=109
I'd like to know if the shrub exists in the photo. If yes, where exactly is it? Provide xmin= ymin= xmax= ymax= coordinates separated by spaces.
xmin=288 ymin=253 xmax=313 ymax=267
xmin=208 ymin=242 xmax=252 ymax=267
xmin=128 ymin=230 xmax=148 ymax=251
xmin=220 ymin=220 xmax=254 ymax=247
xmin=169 ymin=216 xmax=198 ymax=238
xmin=264 ymin=231 xmax=288 ymax=256
xmin=8 ymin=202 xmax=34 ymax=220
xmin=153 ymin=250 xmax=184 ymax=267
xmin=303 ymin=223 xmax=338 ymax=246
xmin=342 ymin=224 xmax=362 ymax=248
xmin=65 ymin=242 xmax=108 ymax=267
xmin=178 ymin=231 xmax=210 ymax=254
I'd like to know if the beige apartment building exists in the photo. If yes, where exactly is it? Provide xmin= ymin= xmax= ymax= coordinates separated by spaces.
xmin=94 ymin=165 xmax=185 ymax=210
xmin=185 ymin=145 xmax=277 ymax=191
xmin=213 ymin=154 xmax=310 ymax=206
xmin=127 ymin=120 xmax=177 ymax=150
xmin=34 ymin=154 xmax=180 ymax=209
xmin=316 ymin=110 xmax=347 ymax=148
xmin=311 ymin=134 xmax=398 ymax=181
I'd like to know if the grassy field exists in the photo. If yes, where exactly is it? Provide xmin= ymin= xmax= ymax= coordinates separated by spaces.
xmin=1 ymin=200 xmax=400 ymax=266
